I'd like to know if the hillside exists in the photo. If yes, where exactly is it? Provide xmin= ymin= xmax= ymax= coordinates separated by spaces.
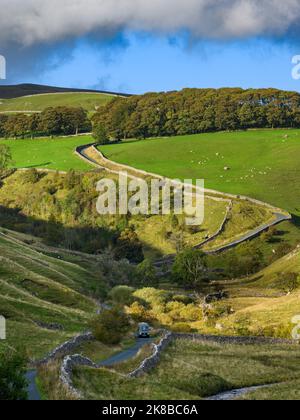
xmin=0 ymin=83 xmax=130 ymax=100
xmin=0 ymin=92 xmax=115 ymax=114
xmin=212 ymin=247 xmax=300 ymax=336
xmin=0 ymin=228 xmax=102 ymax=360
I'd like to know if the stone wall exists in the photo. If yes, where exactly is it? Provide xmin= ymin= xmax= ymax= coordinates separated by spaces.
xmin=60 ymin=354 xmax=97 ymax=399
xmin=36 ymin=332 xmax=94 ymax=366
xmin=172 ymin=333 xmax=296 ymax=346
xmin=128 ymin=331 xmax=173 ymax=378
xmin=56 ymin=331 xmax=296 ymax=399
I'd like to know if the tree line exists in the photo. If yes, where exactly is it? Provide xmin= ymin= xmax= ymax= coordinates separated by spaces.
xmin=0 ymin=106 xmax=91 ymax=138
xmin=93 ymin=87 xmax=300 ymax=141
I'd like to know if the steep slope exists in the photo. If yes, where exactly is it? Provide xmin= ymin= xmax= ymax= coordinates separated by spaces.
xmin=207 ymin=248 xmax=300 ymax=338
xmin=0 ymin=228 xmax=99 ymax=359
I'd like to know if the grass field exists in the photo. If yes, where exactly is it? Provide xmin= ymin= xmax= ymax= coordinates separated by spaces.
xmin=99 ymin=129 xmax=300 ymax=215
xmin=72 ymin=339 xmax=300 ymax=400
xmin=0 ymin=136 xmax=94 ymax=171
xmin=0 ymin=92 xmax=115 ymax=113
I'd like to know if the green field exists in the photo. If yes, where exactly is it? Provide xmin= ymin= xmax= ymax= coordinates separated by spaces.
xmin=0 ymin=136 xmax=94 ymax=171
xmin=0 ymin=92 xmax=115 ymax=113
xmin=99 ymin=129 xmax=300 ymax=215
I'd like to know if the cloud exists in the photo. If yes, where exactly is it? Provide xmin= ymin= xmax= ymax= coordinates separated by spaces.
xmin=1 ymin=0 xmax=300 ymax=47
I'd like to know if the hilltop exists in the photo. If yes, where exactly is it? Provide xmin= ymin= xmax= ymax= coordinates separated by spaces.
xmin=0 ymin=83 xmax=131 ymax=100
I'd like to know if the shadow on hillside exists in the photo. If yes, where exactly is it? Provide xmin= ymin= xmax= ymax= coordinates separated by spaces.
xmin=23 ymin=162 xmax=52 ymax=169
xmin=0 ymin=205 xmax=164 ymax=261
xmin=291 ymin=214 xmax=300 ymax=228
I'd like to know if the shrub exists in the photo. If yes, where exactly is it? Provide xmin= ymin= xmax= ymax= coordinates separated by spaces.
xmin=127 ymin=302 xmax=152 ymax=323
xmin=172 ymin=294 xmax=194 ymax=305
xmin=109 ymin=286 xmax=135 ymax=306
xmin=22 ymin=168 xmax=40 ymax=184
xmin=274 ymin=272 xmax=300 ymax=294
xmin=89 ymin=307 xmax=130 ymax=345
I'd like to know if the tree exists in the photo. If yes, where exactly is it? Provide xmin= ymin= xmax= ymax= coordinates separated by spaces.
xmin=93 ymin=87 xmax=300 ymax=139
xmin=0 ymin=349 xmax=28 ymax=400
xmin=114 ymin=227 xmax=144 ymax=264
xmin=136 ymin=259 xmax=158 ymax=287
xmin=93 ymin=124 xmax=109 ymax=144
xmin=172 ymin=248 xmax=208 ymax=289
xmin=0 ymin=144 xmax=13 ymax=171
xmin=89 ymin=307 xmax=130 ymax=345
xmin=0 ymin=115 xmax=9 ymax=137
xmin=276 ymin=272 xmax=300 ymax=295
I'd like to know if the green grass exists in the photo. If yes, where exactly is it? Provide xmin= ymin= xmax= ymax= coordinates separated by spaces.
xmin=240 ymin=380 xmax=300 ymax=400
xmin=0 ymin=136 xmax=94 ymax=171
xmin=99 ymin=129 xmax=300 ymax=215
xmin=72 ymin=339 xmax=300 ymax=400
xmin=0 ymin=92 xmax=115 ymax=113
xmin=0 ymin=228 xmax=100 ymax=359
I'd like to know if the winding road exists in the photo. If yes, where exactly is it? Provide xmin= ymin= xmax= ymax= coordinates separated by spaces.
xmin=26 ymin=370 xmax=40 ymax=401
xmin=26 ymin=337 xmax=154 ymax=400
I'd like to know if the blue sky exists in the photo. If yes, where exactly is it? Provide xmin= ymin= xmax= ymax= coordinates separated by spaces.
xmin=37 ymin=33 xmax=299 ymax=94
xmin=1 ymin=1 xmax=300 ymax=94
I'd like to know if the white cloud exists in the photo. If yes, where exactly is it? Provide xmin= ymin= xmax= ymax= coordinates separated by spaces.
xmin=1 ymin=0 xmax=300 ymax=46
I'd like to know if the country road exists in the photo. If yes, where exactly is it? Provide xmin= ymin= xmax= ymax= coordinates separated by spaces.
xmin=26 ymin=370 xmax=40 ymax=401
xmin=97 ymin=337 xmax=154 ymax=367
xmin=26 ymin=338 xmax=154 ymax=400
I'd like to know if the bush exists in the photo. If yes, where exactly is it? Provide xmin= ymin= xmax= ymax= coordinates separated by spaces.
xmin=172 ymin=294 xmax=194 ymax=305
xmin=127 ymin=302 xmax=152 ymax=323
xmin=89 ymin=307 xmax=131 ymax=345
xmin=22 ymin=168 xmax=40 ymax=184
xmin=114 ymin=228 xmax=144 ymax=264
xmin=275 ymin=272 xmax=300 ymax=294
xmin=109 ymin=286 xmax=135 ymax=306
